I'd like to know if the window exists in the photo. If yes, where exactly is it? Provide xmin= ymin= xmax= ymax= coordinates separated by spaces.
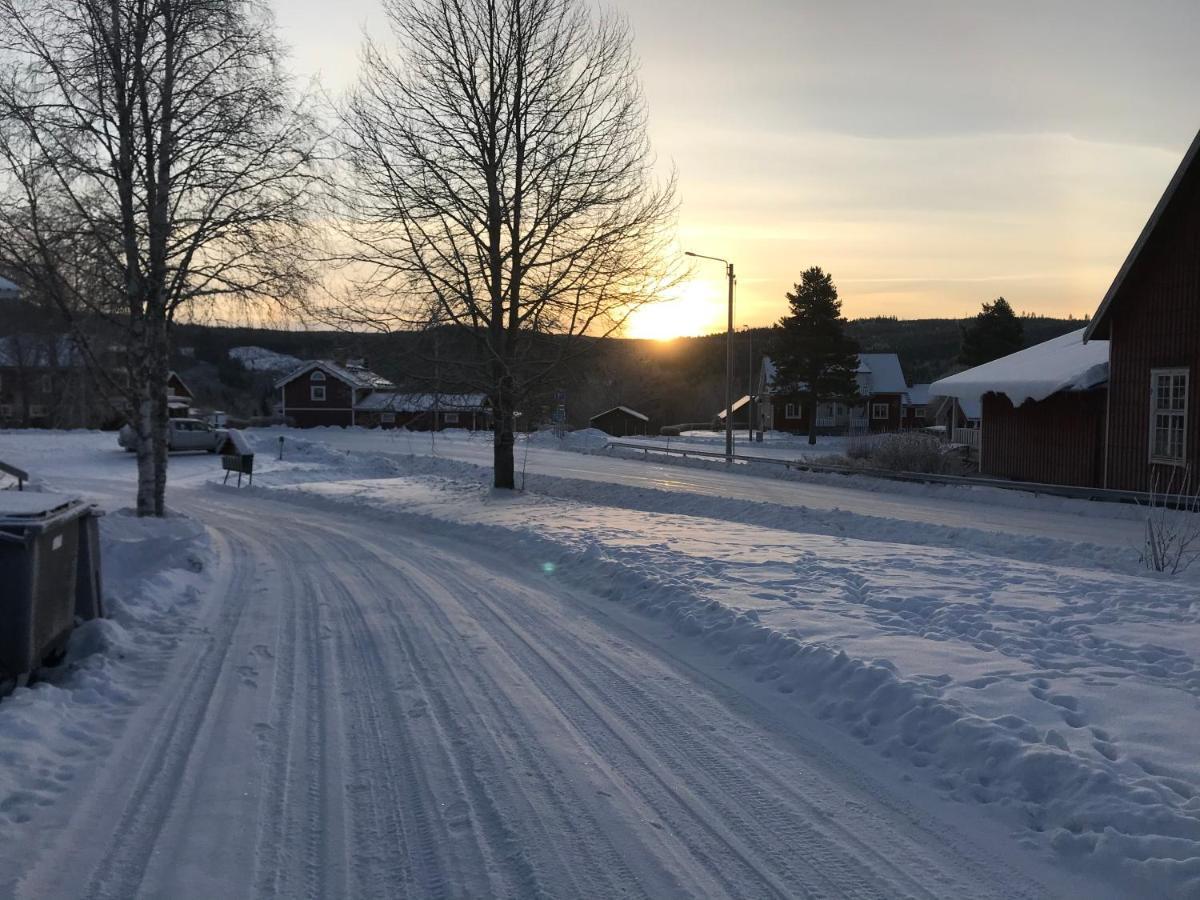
xmin=784 ymin=403 xmax=800 ymax=419
xmin=872 ymin=402 xmax=890 ymax=420
xmin=1150 ymin=368 xmax=1188 ymax=465
xmin=310 ymin=385 xmax=326 ymax=402
xmin=41 ymin=374 xmax=52 ymax=393
xmin=443 ymin=412 xmax=459 ymax=424
xmin=310 ymin=370 xmax=326 ymax=381
xmin=915 ymin=407 xmax=926 ymax=420
xmin=380 ymin=412 xmax=396 ymax=424
xmin=0 ymin=404 xmax=11 ymax=418
xmin=29 ymin=404 xmax=47 ymax=418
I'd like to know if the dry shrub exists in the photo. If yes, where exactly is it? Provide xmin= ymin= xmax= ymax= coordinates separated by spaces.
xmin=865 ymin=432 xmax=949 ymax=474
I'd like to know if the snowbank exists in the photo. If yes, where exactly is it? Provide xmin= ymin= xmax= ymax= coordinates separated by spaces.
xmin=931 ymin=329 xmax=1109 ymax=409
xmin=524 ymin=427 xmax=610 ymax=451
xmin=0 ymin=510 xmax=211 ymax=833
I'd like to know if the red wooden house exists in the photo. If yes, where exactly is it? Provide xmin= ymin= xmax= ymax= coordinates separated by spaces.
xmin=760 ymin=353 xmax=913 ymax=435
xmin=1084 ymin=127 xmax=1200 ymax=492
xmin=275 ymin=360 xmax=395 ymax=428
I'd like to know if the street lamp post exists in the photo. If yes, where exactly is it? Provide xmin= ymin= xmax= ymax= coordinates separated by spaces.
xmin=685 ymin=251 xmax=735 ymax=463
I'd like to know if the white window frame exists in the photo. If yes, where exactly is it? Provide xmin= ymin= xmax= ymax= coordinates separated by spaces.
xmin=914 ymin=407 xmax=926 ymax=420
xmin=0 ymin=404 xmax=11 ymax=418
xmin=40 ymin=374 xmax=52 ymax=393
xmin=1149 ymin=368 xmax=1188 ymax=466
xmin=871 ymin=402 xmax=890 ymax=420
xmin=380 ymin=412 xmax=396 ymax=424
xmin=443 ymin=411 xmax=459 ymax=424
xmin=784 ymin=403 xmax=800 ymax=419
xmin=310 ymin=385 xmax=326 ymax=402
xmin=310 ymin=370 xmax=326 ymax=381
xmin=29 ymin=404 xmax=47 ymax=418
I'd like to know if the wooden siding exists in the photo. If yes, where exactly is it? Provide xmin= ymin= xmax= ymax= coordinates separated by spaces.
xmin=281 ymin=367 xmax=356 ymax=428
xmin=1102 ymin=146 xmax=1200 ymax=492
xmin=981 ymin=390 xmax=1106 ymax=488
xmin=770 ymin=393 xmax=902 ymax=434
xmin=590 ymin=408 xmax=648 ymax=437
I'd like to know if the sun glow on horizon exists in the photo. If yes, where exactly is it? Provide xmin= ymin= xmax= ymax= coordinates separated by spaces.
xmin=625 ymin=278 xmax=725 ymax=340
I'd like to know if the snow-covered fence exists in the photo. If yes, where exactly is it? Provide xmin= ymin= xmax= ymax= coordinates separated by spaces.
xmin=952 ymin=427 xmax=980 ymax=451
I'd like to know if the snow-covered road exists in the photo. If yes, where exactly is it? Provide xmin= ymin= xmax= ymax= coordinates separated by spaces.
xmin=1 ymin=485 xmax=1103 ymax=899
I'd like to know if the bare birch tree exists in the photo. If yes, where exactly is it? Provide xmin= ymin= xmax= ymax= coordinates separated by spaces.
xmin=335 ymin=0 xmax=677 ymax=488
xmin=0 ymin=0 xmax=319 ymax=515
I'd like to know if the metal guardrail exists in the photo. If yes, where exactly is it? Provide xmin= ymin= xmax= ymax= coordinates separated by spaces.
xmin=603 ymin=440 xmax=1160 ymax=507
xmin=0 ymin=461 xmax=29 ymax=491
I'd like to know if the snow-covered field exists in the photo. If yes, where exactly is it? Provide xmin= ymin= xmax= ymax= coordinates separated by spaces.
xmin=0 ymin=427 xmax=1197 ymax=897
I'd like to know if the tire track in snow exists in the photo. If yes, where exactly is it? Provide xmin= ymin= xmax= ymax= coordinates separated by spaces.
xmin=76 ymin=526 xmax=259 ymax=899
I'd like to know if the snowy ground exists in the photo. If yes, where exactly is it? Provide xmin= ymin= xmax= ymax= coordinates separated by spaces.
xmin=0 ymin=428 xmax=1196 ymax=897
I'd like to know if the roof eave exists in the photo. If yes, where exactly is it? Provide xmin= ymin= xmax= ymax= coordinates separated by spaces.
xmin=1084 ymin=126 xmax=1200 ymax=343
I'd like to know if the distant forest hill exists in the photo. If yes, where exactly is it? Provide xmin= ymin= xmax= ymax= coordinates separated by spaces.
xmin=169 ymin=313 xmax=1085 ymax=430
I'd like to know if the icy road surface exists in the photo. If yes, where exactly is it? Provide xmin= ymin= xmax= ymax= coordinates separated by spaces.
xmin=0 ymin=485 xmax=1101 ymax=899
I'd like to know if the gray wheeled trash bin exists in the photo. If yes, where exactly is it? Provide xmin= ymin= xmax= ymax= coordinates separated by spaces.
xmin=74 ymin=506 xmax=105 ymax=621
xmin=0 ymin=493 xmax=92 ymax=682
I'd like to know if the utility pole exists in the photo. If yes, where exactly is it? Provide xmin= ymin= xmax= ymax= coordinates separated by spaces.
xmin=747 ymin=327 xmax=754 ymax=443
xmin=687 ymin=250 xmax=737 ymax=464
xmin=725 ymin=261 xmax=734 ymax=461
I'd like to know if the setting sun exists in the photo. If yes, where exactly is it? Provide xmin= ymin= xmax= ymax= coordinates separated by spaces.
xmin=625 ymin=278 xmax=726 ymax=339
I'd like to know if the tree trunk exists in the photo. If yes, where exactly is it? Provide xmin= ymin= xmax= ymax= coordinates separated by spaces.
xmin=807 ymin=398 xmax=818 ymax=445
xmin=493 ymin=374 xmax=516 ymax=490
xmin=134 ymin=386 xmax=157 ymax=517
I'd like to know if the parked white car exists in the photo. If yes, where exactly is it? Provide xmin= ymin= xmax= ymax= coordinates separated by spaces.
xmin=118 ymin=418 xmax=225 ymax=453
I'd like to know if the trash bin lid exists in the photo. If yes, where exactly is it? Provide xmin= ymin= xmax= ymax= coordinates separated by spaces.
xmin=0 ymin=492 xmax=83 ymax=524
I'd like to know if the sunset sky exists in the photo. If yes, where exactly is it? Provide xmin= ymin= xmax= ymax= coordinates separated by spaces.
xmin=272 ymin=0 xmax=1200 ymax=337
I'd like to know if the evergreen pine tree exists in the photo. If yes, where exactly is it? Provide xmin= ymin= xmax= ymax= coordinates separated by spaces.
xmin=770 ymin=267 xmax=860 ymax=445
xmin=959 ymin=298 xmax=1024 ymax=366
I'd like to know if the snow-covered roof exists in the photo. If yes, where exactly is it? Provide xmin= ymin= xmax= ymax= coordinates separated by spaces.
xmin=217 ymin=429 xmax=252 ymax=455
xmin=760 ymin=357 xmax=778 ymax=389
xmin=590 ymin=405 xmax=648 ymax=422
xmin=905 ymin=383 xmax=931 ymax=407
xmin=930 ymin=329 xmax=1109 ymax=409
xmin=355 ymin=391 xmax=488 ymax=412
xmin=0 ymin=276 xmax=18 ymax=298
xmin=761 ymin=353 xmax=908 ymax=395
xmin=717 ymin=395 xmax=752 ymax=419
xmin=857 ymin=353 xmax=908 ymax=394
xmin=274 ymin=360 xmax=395 ymax=391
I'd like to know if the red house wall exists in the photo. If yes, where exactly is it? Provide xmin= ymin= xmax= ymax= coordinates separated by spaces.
xmin=281 ymin=369 xmax=355 ymax=428
xmin=981 ymin=390 xmax=1106 ymax=488
xmin=1101 ymin=161 xmax=1200 ymax=491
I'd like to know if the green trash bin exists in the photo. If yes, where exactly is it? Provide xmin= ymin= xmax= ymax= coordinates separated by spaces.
xmin=0 ymin=493 xmax=90 ymax=681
